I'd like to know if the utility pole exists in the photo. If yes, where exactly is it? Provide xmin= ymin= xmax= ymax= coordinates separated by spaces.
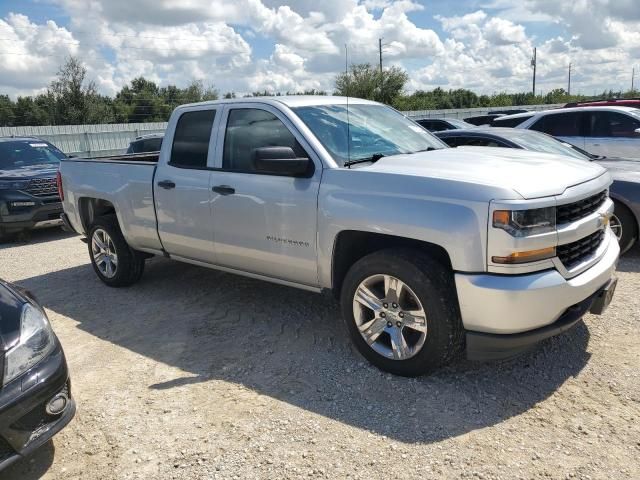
xmin=568 ymin=62 xmax=572 ymax=96
xmin=344 ymin=44 xmax=348 ymax=75
xmin=531 ymin=47 xmax=537 ymax=96
xmin=633 ymin=67 xmax=636 ymax=92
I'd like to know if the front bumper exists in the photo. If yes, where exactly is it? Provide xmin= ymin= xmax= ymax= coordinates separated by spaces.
xmin=455 ymin=232 xmax=619 ymax=359
xmin=466 ymin=278 xmax=616 ymax=361
xmin=0 ymin=340 xmax=75 ymax=471
xmin=0 ymin=191 xmax=63 ymax=233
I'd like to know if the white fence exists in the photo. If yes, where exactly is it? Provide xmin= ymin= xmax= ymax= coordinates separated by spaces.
xmin=0 ymin=122 xmax=167 ymax=157
xmin=0 ymin=103 xmax=563 ymax=157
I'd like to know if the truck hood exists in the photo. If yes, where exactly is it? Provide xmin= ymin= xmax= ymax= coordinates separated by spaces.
xmin=365 ymin=147 xmax=606 ymax=199
xmin=0 ymin=163 xmax=59 ymax=180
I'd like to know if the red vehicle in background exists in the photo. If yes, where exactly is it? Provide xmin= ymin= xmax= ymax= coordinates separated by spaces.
xmin=564 ymin=98 xmax=640 ymax=109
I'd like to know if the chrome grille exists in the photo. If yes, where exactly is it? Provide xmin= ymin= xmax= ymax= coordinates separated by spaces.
xmin=558 ymin=229 xmax=605 ymax=269
xmin=557 ymin=190 xmax=607 ymax=225
xmin=26 ymin=177 xmax=58 ymax=197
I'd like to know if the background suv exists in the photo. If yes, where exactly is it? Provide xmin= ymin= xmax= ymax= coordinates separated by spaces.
xmin=0 ymin=138 xmax=66 ymax=241
xmin=509 ymin=106 xmax=640 ymax=158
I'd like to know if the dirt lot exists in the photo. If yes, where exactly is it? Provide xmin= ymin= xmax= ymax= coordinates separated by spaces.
xmin=0 ymin=229 xmax=638 ymax=480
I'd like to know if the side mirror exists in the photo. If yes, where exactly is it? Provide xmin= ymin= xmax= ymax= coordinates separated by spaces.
xmin=252 ymin=147 xmax=312 ymax=177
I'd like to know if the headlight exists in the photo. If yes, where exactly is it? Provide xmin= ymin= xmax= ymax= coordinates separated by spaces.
xmin=3 ymin=304 xmax=56 ymax=386
xmin=0 ymin=180 xmax=30 ymax=190
xmin=493 ymin=207 xmax=556 ymax=237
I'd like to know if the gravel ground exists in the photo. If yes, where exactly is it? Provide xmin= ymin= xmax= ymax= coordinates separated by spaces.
xmin=0 ymin=228 xmax=638 ymax=480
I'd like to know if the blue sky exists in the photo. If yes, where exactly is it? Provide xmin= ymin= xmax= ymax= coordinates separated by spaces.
xmin=0 ymin=1 xmax=637 ymax=97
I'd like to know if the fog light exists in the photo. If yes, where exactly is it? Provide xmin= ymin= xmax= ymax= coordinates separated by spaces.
xmin=11 ymin=201 xmax=36 ymax=207
xmin=46 ymin=393 xmax=69 ymax=415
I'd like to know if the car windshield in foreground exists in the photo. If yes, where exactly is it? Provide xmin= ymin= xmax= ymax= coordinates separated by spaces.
xmin=293 ymin=103 xmax=447 ymax=167
xmin=0 ymin=140 xmax=66 ymax=169
xmin=499 ymin=130 xmax=591 ymax=161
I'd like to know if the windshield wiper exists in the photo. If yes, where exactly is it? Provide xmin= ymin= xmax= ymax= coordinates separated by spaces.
xmin=344 ymin=153 xmax=386 ymax=168
xmin=410 ymin=147 xmax=437 ymax=153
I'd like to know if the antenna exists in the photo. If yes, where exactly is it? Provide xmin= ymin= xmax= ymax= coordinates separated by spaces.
xmin=345 ymin=43 xmax=351 ymax=168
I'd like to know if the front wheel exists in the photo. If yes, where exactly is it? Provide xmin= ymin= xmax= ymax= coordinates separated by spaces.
xmin=88 ymin=215 xmax=145 ymax=287
xmin=340 ymin=249 xmax=463 ymax=376
xmin=610 ymin=201 xmax=638 ymax=255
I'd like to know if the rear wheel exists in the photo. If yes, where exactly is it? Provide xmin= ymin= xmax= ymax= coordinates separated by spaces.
xmin=611 ymin=201 xmax=638 ymax=255
xmin=340 ymin=249 xmax=463 ymax=376
xmin=88 ymin=215 xmax=145 ymax=287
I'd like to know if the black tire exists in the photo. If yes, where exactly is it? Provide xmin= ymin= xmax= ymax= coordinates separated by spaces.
xmin=612 ymin=201 xmax=638 ymax=255
xmin=87 ymin=215 xmax=145 ymax=287
xmin=340 ymin=248 xmax=463 ymax=377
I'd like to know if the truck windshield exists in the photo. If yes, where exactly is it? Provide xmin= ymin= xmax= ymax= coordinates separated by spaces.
xmin=293 ymin=104 xmax=447 ymax=167
xmin=0 ymin=141 xmax=66 ymax=169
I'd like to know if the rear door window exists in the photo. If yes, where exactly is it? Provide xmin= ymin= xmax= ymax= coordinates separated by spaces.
xmin=170 ymin=110 xmax=216 ymax=168
xmin=530 ymin=112 xmax=584 ymax=137
xmin=586 ymin=111 xmax=640 ymax=137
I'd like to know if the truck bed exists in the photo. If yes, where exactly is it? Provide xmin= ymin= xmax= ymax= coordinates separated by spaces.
xmin=60 ymin=155 xmax=162 ymax=252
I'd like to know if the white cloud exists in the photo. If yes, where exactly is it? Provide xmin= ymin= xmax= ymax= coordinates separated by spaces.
xmin=0 ymin=13 xmax=79 ymax=96
xmin=483 ymin=17 xmax=527 ymax=45
xmin=0 ymin=0 xmax=638 ymax=99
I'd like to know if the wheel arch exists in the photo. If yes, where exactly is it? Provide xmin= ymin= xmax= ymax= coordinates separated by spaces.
xmin=331 ymin=230 xmax=453 ymax=298
xmin=78 ymin=197 xmax=117 ymax=233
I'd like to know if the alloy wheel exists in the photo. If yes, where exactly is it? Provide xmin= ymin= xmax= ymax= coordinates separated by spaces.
xmin=352 ymin=274 xmax=428 ymax=360
xmin=91 ymin=228 xmax=118 ymax=278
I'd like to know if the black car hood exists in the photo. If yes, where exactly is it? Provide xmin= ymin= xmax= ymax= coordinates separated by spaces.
xmin=0 ymin=164 xmax=59 ymax=180
xmin=595 ymin=158 xmax=640 ymax=182
xmin=0 ymin=280 xmax=24 ymax=352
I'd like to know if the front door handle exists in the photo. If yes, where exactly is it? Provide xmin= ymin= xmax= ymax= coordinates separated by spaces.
xmin=212 ymin=185 xmax=235 ymax=195
xmin=157 ymin=180 xmax=176 ymax=190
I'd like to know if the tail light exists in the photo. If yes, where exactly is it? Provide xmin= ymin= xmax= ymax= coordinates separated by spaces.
xmin=56 ymin=170 xmax=64 ymax=201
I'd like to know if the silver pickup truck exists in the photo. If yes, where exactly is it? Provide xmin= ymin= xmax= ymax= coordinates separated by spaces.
xmin=58 ymin=96 xmax=619 ymax=376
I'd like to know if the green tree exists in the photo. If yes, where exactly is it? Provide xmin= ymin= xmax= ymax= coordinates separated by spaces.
xmin=114 ymin=77 xmax=166 ymax=123
xmin=0 ymin=95 xmax=15 ymax=126
xmin=334 ymin=63 xmax=408 ymax=105
xmin=12 ymin=96 xmax=52 ymax=126
xmin=48 ymin=56 xmax=110 ymax=124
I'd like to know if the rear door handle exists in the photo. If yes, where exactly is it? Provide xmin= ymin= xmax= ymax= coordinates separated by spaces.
xmin=157 ymin=180 xmax=176 ymax=189
xmin=212 ymin=185 xmax=235 ymax=195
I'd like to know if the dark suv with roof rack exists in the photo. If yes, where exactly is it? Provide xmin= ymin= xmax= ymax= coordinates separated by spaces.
xmin=0 ymin=137 xmax=67 ymax=241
